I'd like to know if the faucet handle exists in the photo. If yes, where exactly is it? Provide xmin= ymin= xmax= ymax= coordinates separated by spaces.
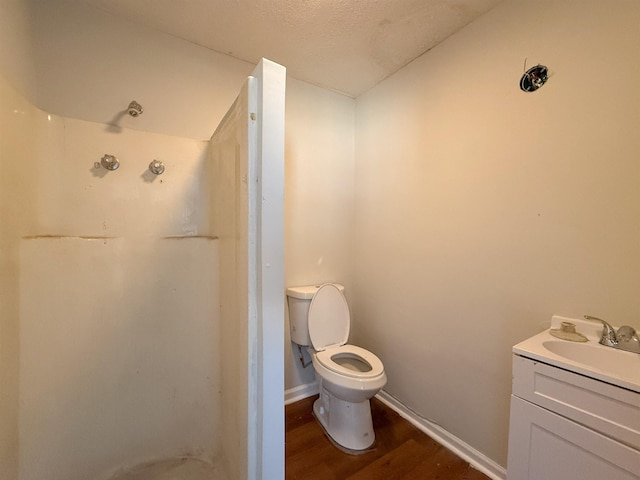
xmin=583 ymin=315 xmax=618 ymax=346
xmin=615 ymin=325 xmax=640 ymax=354
xmin=617 ymin=325 xmax=637 ymax=342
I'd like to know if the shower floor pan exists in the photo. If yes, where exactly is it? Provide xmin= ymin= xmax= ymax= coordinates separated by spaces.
xmin=107 ymin=457 xmax=227 ymax=480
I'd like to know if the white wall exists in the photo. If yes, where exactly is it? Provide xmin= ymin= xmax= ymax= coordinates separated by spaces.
xmin=0 ymin=74 xmax=37 ymax=480
xmin=284 ymin=78 xmax=355 ymax=391
xmin=353 ymin=0 xmax=640 ymax=467
xmin=0 ymin=2 xmax=37 ymax=476
xmin=29 ymin=0 xmax=253 ymax=140
xmin=0 ymin=0 xmax=37 ymax=102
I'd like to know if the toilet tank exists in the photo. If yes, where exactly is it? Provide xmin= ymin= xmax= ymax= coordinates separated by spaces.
xmin=286 ymin=284 xmax=344 ymax=346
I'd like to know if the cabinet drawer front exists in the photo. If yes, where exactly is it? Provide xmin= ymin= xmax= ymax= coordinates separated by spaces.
xmin=512 ymin=355 xmax=640 ymax=450
xmin=507 ymin=396 xmax=640 ymax=480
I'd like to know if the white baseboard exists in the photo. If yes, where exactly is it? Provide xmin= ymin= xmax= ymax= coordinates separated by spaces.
xmin=376 ymin=390 xmax=506 ymax=480
xmin=284 ymin=381 xmax=318 ymax=405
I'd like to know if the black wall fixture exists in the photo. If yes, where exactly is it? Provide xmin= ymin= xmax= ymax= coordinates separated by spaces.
xmin=520 ymin=64 xmax=549 ymax=92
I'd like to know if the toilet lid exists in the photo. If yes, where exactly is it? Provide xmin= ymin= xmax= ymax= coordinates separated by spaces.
xmin=308 ymin=283 xmax=350 ymax=351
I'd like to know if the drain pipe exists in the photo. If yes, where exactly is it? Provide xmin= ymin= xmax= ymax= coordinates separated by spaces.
xmin=297 ymin=345 xmax=312 ymax=368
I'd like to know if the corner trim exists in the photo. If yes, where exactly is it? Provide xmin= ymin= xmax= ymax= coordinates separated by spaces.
xmin=375 ymin=390 xmax=506 ymax=480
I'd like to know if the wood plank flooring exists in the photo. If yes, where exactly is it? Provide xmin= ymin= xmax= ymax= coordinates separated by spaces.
xmin=286 ymin=395 xmax=491 ymax=480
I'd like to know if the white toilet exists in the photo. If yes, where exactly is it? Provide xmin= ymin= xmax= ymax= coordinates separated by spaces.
xmin=286 ymin=283 xmax=387 ymax=452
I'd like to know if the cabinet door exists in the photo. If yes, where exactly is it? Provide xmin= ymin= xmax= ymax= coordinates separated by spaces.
xmin=512 ymin=354 xmax=640 ymax=449
xmin=507 ymin=396 xmax=640 ymax=480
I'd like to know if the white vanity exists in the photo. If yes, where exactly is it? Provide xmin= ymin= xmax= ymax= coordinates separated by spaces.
xmin=507 ymin=316 xmax=640 ymax=480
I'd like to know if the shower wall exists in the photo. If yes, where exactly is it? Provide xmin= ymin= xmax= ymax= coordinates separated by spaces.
xmin=0 ymin=1 xmax=232 ymax=477
xmin=209 ymin=81 xmax=253 ymax=480
xmin=8 ymin=87 xmax=220 ymax=480
xmin=0 ymin=75 xmax=37 ymax=480
xmin=0 ymin=1 xmax=38 ymax=473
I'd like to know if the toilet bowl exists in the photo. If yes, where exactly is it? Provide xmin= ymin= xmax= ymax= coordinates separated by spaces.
xmin=286 ymin=283 xmax=387 ymax=452
xmin=312 ymin=344 xmax=386 ymax=402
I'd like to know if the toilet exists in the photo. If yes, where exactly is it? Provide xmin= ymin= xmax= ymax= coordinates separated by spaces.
xmin=286 ymin=283 xmax=387 ymax=452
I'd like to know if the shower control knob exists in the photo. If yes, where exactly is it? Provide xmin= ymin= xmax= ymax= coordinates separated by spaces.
xmin=149 ymin=159 xmax=165 ymax=175
xmin=100 ymin=154 xmax=119 ymax=171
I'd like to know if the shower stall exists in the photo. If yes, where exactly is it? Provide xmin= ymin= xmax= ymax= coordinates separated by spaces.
xmin=0 ymin=58 xmax=285 ymax=480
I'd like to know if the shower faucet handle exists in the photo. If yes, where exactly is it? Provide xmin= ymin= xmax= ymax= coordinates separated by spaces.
xmin=100 ymin=154 xmax=120 ymax=171
xmin=149 ymin=159 xmax=165 ymax=175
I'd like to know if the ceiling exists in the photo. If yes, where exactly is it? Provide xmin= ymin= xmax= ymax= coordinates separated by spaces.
xmin=84 ymin=0 xmax=503 ymax=97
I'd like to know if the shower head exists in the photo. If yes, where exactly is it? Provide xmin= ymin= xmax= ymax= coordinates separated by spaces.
xmin=127 ymin=101 xmax=143 ymax=117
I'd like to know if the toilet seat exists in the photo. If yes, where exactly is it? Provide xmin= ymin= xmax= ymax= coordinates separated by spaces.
xmin=315 ymin=344 xmax=385 ymax=379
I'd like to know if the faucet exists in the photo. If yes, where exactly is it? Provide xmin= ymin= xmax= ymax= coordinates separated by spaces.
xmin=584 ymin=315 xmax=640 ymax=354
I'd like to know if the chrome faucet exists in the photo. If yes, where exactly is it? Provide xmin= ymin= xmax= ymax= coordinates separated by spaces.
xmin=584 ymin=315 xmax=640 ymax=354
xmin=583 ymin=315 xmax=618 ymax=346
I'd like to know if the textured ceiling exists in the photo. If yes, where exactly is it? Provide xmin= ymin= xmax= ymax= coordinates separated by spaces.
xmin=84 ymin=0 xmax=503 ymax=97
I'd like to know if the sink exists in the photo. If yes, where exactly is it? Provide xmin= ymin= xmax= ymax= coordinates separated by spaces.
xmin=542 ymin=339 xmax=640 ymax=385
xmin=513 ymin=315 xmax=640 ymax=393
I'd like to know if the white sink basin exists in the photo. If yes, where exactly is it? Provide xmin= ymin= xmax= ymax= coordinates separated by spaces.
xmin=514 ymin=315 xmax=640 ymax=393
xmin=542 ymin=339 xmax=640 ymax=383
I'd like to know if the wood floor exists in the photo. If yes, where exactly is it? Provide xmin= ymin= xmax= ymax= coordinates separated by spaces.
xmin=286 ymin=395 xmax=492 ymax=480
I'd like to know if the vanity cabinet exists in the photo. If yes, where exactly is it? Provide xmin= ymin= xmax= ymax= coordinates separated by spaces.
xmin=507 ymin=355 xmax=640 ymax=480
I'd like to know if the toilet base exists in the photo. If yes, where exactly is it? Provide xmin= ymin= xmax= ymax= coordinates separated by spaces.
xmin=313 ymin=389 xmax=375 ymax=452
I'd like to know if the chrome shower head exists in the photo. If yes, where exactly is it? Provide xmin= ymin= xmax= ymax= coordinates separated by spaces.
xmin=128 ymin=101 xmax=143 ymax=117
